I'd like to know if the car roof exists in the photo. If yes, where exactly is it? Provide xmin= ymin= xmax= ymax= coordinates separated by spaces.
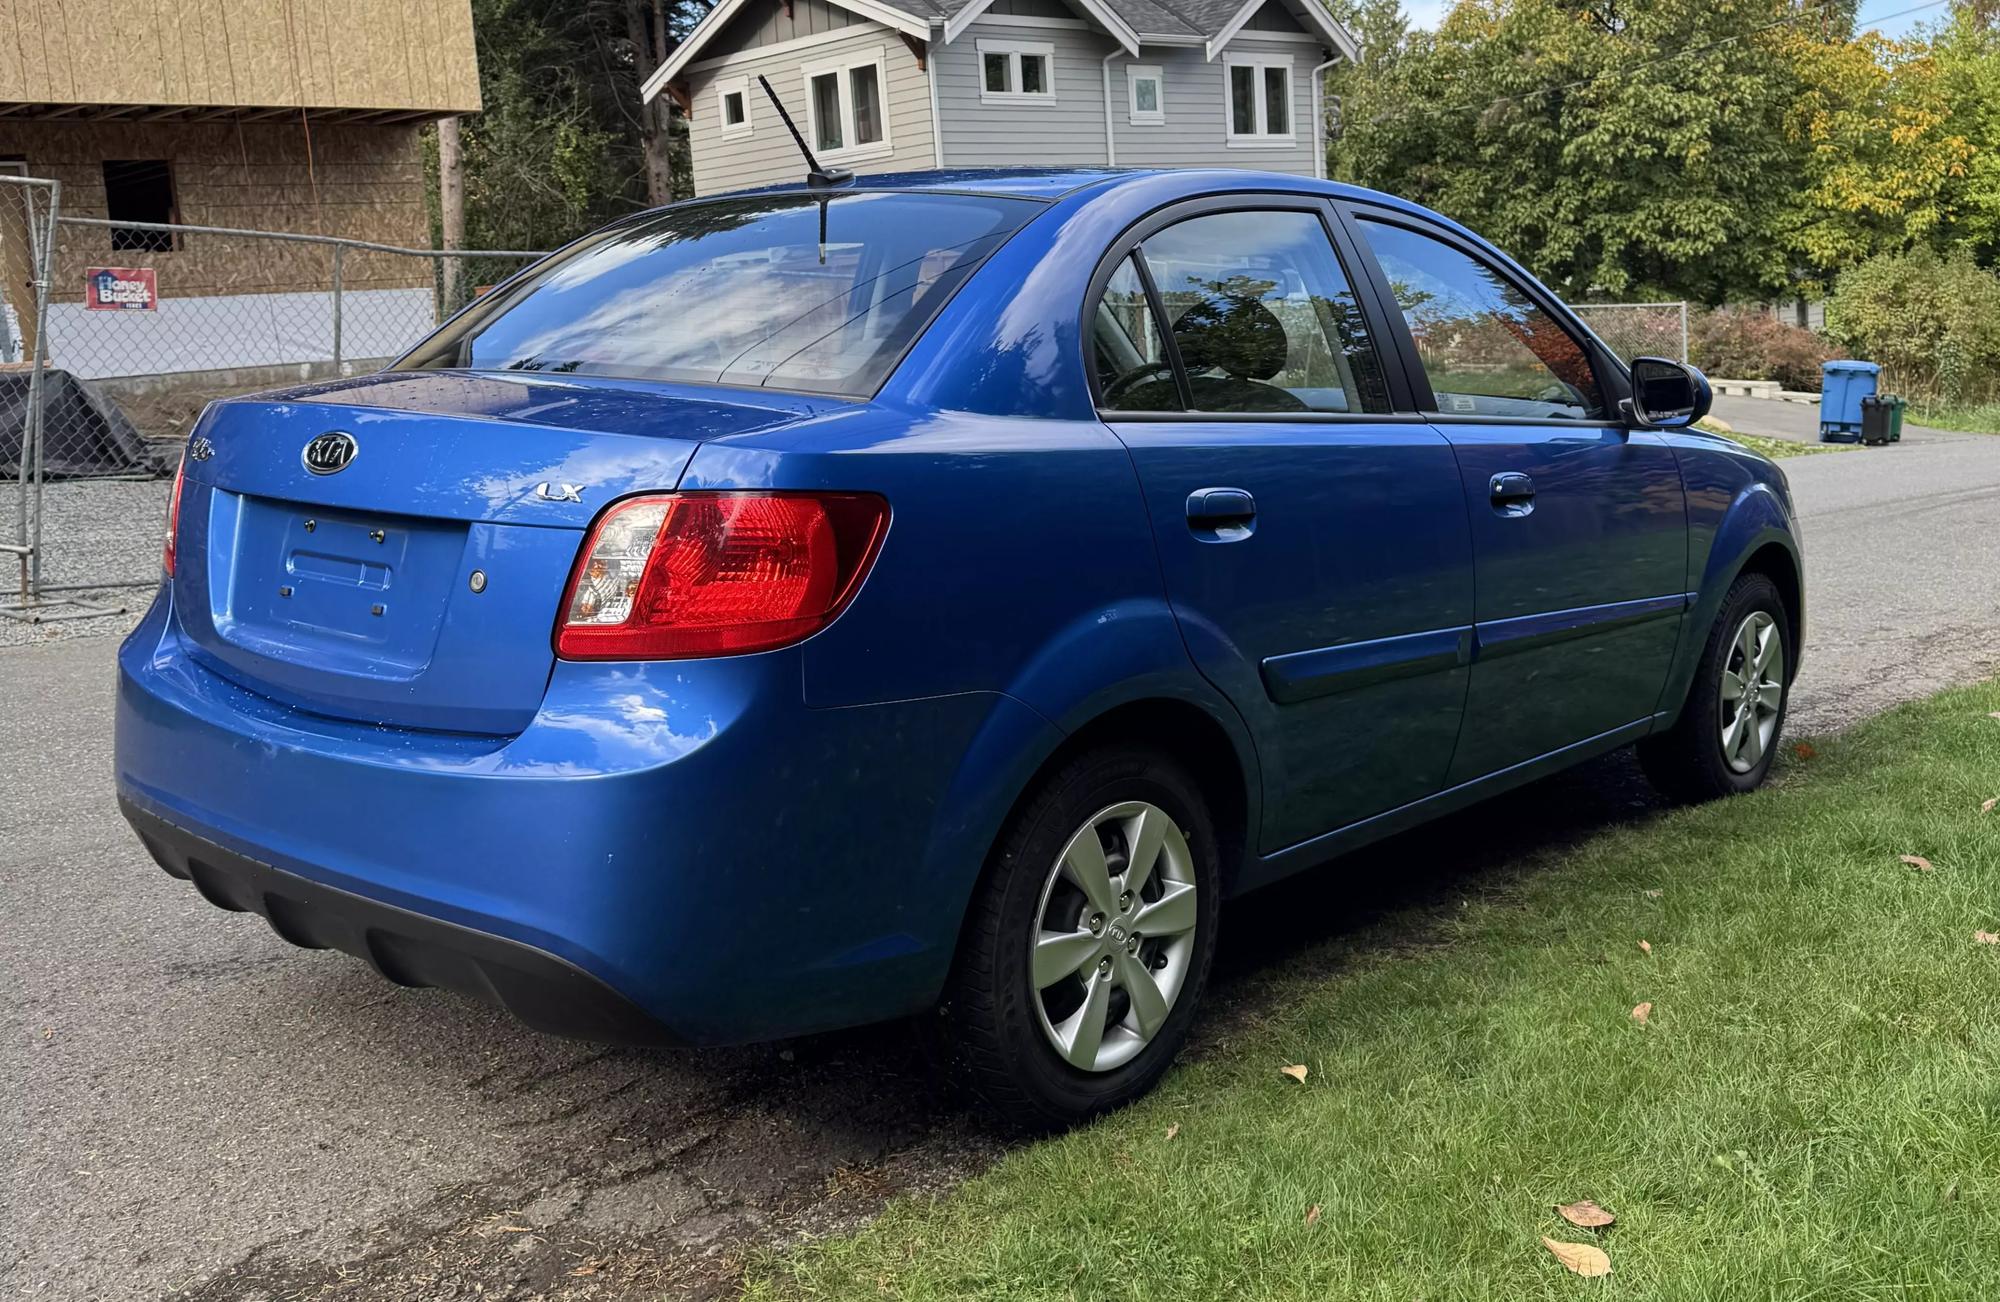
xmin=709 ymin=165 xmax=1461 ymax=229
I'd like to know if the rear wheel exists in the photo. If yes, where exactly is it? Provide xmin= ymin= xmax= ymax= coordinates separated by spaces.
xmin=1639 ymin=572 xmax=1792 ymax=801
xmin=938 ymin=746 xmax=1219 ymax=1131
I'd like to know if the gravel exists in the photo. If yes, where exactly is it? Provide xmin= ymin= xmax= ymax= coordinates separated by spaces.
xmin=0 ymin=476 xmax=168 ymax=647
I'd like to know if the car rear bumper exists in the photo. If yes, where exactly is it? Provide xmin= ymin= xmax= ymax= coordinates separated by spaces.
xmin=121 ymin=795 xmax=677 ymax=1044
xmin=115 ymin=592 xmax=1057 ymax=1045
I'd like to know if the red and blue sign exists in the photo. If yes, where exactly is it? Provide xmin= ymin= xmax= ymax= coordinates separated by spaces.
xmin=86 ymin=266 xmax=157 ymax=310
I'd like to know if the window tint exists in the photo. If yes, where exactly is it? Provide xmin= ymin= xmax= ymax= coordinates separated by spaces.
xmin=1093 ymin=256 xmax=1181 ymax=412
xmin=398 ymin=192 xmax=1039 ymax=399
xmin=1357 ymin=218 xmax=1605 ymax=421
xmin=1138 ymin=210 xmax=1390 ymax=415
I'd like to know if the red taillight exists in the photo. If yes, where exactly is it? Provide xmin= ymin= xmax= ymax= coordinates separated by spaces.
xmin=162 ymin=457 xmax=186 ymax=576
xmin=554 ymin=492 xmax=888 ymax=660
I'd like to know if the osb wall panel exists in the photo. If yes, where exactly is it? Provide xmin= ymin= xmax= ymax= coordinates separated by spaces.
xmin=19 ymin=120 xmax=433 ymax=299
xmin=0 ymin=0 xmax=479 ymax=112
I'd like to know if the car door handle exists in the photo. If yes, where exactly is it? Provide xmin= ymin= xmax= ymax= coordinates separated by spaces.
xmin=1186 ymin=487 xmax=1257 ymax=528
xmin=1489 ymin=472 xmax=1536 ymax=503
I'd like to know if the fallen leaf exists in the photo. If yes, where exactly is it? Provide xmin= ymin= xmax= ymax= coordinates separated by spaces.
xmin=1642 ymin=889 xmax=1663 ymax=899
xmin=570 ymin=1265 xmax=600 ymax=1278
xmin=1631 ymin=1002 xmax=1652 ymax=1024
xmin=1638 ymin=940 xmax=1653 ymax=955
xmin=1555 ymin=1199 xmax=1616 ymax=1229
xmin=1280 ymin=1063 xmax=1309 ymax=1083
xmin=1977 ymin=931 xmax=2000 ymax=945
xmin=499 ymin=1226 xmax=535 ymax=1233
xmin=1793 ymin=742 xmax=1816 ymax=760
xmin=1542 ymin=1237 xmax=1612 ymax=1277
xmin=1988 ymin=711 xmax=2000 ymax=720
xmin=1165 ymin=1122 xmax=1180 ymax=1140
xmin=1982 ymin=797 xmax=1997 ymax=815
xmin=1901 ymin=854 xmax=1934 ymax=872
xmin=1305 ymin=1204 xmax=1322 ymax=1227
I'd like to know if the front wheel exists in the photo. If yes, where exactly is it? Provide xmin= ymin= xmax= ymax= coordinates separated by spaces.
xmin=1639 ymin=572 xmax=1793 ymax=801
xmin=937 ymin=746 xmax=1219 ymax=1131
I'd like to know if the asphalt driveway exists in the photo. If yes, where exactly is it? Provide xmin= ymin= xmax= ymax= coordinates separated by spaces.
xmin=6 ymin=420 xmax=1999 ymax=1299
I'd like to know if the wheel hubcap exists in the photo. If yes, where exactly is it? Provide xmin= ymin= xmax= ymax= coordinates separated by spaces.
xmin=1718 ymin=610 xmax=1785 ymax=774
xmin=1030 ymin=800 xmax=1198 ymax=1073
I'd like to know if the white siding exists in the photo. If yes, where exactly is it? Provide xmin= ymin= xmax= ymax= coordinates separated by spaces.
xmin=686 ymin=23 xmax=937 ymax=197
xmin=1109 ymin=39 xmax=1324 ymax=176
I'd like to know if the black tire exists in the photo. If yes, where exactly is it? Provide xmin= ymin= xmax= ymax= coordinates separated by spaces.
xmin=1639 ymin=571 xmax=1793 ymax=802
xmin=936 ymin=745 xmax=1220 ymax=1132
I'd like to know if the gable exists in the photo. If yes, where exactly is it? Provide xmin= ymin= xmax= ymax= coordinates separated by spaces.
xmin=1241 ymin=1 xmax=1305 ymax=35
xmin=712 ymin=0 xmax=868 ymax=55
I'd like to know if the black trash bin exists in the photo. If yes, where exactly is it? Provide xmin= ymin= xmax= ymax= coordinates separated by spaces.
xmin=1860 ymin=395 xmax=1892 ymax=446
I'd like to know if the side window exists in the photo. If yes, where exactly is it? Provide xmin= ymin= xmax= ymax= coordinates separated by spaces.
xmin=1356 ymin=218 xmax=1605 ymax=421
xmin=1140 ymin=210 xmax=1390 ymax=415
xmin=1093 ymin=256 xmax=1182 ymax=413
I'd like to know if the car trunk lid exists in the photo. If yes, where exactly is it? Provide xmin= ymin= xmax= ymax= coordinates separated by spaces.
xmin=172 ymin=371 xmax=839 ymax=734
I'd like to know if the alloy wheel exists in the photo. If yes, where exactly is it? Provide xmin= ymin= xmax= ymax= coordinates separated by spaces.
xmin=1718 ymin=610 xmax=1785 ymax=773
xmin=1029 ymin=801 xmax=1199 ymax=1072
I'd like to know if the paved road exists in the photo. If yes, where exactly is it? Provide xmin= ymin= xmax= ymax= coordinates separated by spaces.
xmin=6 ymin=421 xmax=1999 ymax=1300
xmin=1708 ymin=393 xmax=1954 ymax=446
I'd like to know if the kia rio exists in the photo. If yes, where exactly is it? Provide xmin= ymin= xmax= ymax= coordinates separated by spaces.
xmin=117 ymin=168 xmax=1802 ymax=1128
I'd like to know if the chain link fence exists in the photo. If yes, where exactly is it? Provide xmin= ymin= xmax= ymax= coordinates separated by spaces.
xmin=1574 ymin=301 xmax=1690 ymax=366
xmin=0 ymin=170 xmax=545 ymax=618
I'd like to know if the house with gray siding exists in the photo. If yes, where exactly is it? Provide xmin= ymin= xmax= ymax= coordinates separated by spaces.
xmin=641 ymin=0 xmax=1356 ymax=196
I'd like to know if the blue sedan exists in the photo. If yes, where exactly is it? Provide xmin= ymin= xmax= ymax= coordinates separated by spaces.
xmin=117 ymin=168 xmax=1801 ymax=1128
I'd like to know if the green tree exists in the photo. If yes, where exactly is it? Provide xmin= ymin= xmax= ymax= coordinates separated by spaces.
xmin=1328 ymin=0 xmax=1853 ymax=305
xmin=448 ymin=0 xmax=708 ymax=255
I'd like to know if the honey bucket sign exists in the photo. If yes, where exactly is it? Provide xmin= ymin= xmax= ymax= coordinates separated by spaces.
xmin=85 ymin=266 xmax=158 ymax=310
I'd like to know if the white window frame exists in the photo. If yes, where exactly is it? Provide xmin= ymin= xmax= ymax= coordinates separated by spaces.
xmin=1127 ymin=63 xmax=1164 ymax=124
xmin=801 ymin=48 xmax=894 ymax=163
xmin=1222 ymin=53 xmax=1295 ymax=147
xmin=976 ymin=38 xmax=1057 ymax=104
xmin=715 ymin=76 xmax=752 ymax=136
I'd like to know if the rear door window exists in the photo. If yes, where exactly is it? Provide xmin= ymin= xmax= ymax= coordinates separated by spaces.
xmin=398 ymin=191 xmax=1042 ymax=398
xmin=1125 ymin=209 xmax=1391 ymax=415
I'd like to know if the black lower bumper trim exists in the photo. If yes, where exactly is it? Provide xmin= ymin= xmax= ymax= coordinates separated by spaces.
xmin=120 ymin=796 xmax=679 ymax=1046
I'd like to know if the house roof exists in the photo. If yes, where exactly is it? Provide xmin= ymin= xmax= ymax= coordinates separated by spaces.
xmin=643 ymin=0 xmax=1355 ymax=102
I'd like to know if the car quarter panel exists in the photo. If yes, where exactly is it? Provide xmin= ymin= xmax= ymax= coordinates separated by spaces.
xmin=1653 ymin=430 xmax=1805 ymax=724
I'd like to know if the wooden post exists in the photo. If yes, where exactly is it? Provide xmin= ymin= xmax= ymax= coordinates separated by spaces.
xmin=438 ymin=115 xmax=465 ymax=315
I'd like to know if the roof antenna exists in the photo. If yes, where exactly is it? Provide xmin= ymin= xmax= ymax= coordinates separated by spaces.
xmin=757 ymin=75 xmax=854 ymax=189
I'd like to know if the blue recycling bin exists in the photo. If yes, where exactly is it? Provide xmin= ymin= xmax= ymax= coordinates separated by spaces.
xmin=1820 ymin=360 xmax=1880 ymax=443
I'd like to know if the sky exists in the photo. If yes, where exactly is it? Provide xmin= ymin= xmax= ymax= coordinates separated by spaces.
xmin=1395 ymin=0 xmax=1947 ymax=38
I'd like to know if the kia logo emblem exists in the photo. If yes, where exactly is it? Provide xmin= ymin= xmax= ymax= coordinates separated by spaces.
xmin=302 ymin=431 xmax=358 ymax=476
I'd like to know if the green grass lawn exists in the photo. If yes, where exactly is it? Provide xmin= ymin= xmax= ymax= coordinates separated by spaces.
xmin=747 ymin=681 xmax=2000 ymax=1301
xmin=1695 ymin=421 xmax=1853 ymax=461
xmin=1906 ymin=402 xmax=2000 ymax=436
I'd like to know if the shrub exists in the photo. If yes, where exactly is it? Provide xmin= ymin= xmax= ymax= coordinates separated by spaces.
xmin=1689 ymin=309 xmax=1844 ymax=392
xmin=1825 ymin=251 xmax=2000 ymax=405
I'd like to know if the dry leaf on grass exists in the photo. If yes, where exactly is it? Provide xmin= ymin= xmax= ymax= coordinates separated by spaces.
xmin=1305 ymin=1204 xmax=1321 ymax=1227
xmin=1555 ymin=1199 xmax=1616 ymax=1229
xmin=1631 ymin=1002 xmax=1652 ymax=1024
xmin=1280 ymin=1063 xmax=1309 ymax=1083
xmin=1642 ymin=889 xmax=1663 ymax=899
xmin=1976 ymin=931 xmax=2000 ymax=945
xmin=1794 ymin=742 xmax=1816 ymax=760
xmin=1901 ymin=854 xmax=1934 ymax=872
xmin=1637 ymin=939 xmax=1653 ymax=955
xmin=1988 ymin=712 xmax=2000 ymax=720
xmin=1982 ymin=797 xmax=1997 ymax=815
xmin=1542 ymin=1237 xmax=1612 ymax=1277
xmin=1165 ymin=1123 xmax=1180 ymax=1141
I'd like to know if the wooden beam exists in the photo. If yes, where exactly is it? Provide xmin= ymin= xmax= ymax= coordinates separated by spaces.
xmin=662 ymin=81 xmax=691 ymax=114
xmin=899 ymin=31 xmax=926 ymax=71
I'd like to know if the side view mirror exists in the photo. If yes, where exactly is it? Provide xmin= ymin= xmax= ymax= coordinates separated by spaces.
xmin=1625 ymin=357 xmax=1712 ymax=430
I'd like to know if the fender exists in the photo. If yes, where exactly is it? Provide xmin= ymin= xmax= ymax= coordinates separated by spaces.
xmin=1655 ymin=477 xmax=1802 ymax=728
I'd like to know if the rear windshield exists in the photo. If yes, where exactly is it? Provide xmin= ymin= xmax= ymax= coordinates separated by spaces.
xmin=396 ymin=191 xmax=1042 ymax=398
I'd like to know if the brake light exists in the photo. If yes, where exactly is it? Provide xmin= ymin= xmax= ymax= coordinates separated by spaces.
xmin=555 ymin=492 xmax=888 ymax=660
xmin=162 ymin=457 xmax=186 ymax=576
